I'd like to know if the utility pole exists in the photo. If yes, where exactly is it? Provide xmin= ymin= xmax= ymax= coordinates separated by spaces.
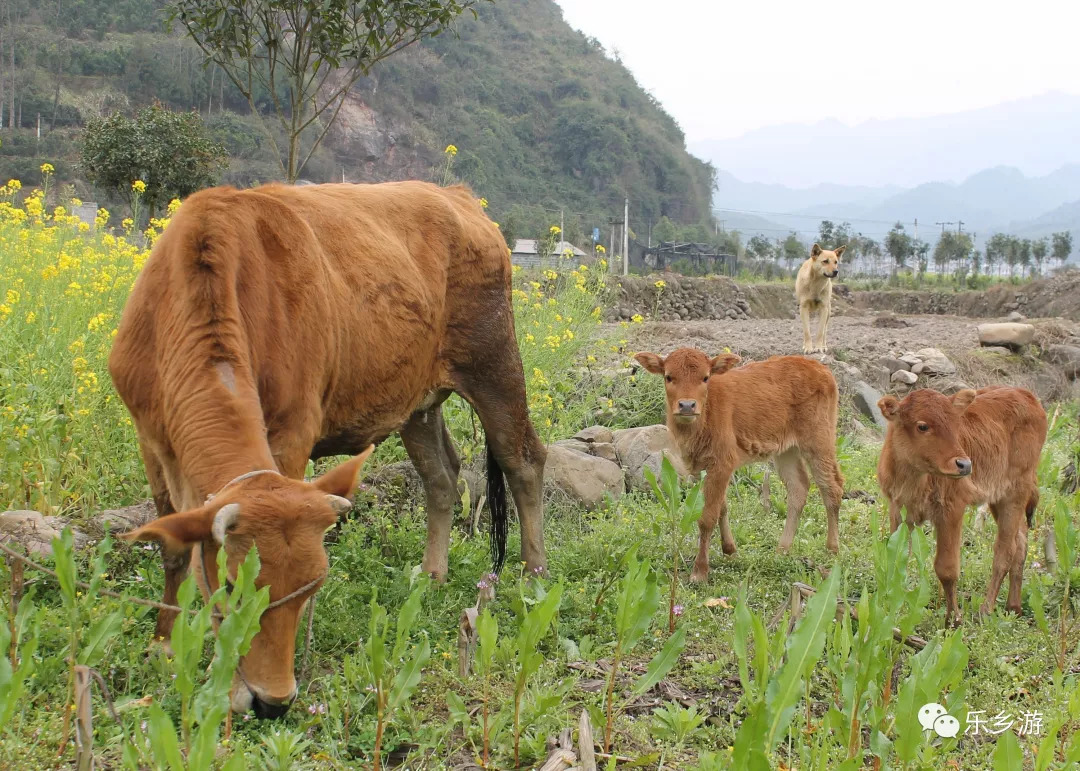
xmin=957 ymin=220 xmax=965 ymax=234
xmin=560 ymin=208 xmax=564 ymax=247
xmin=935 ymin=221 xmax=954 ymax=234
xmin=609 ymin=222 xmax=615 ymax=256
xmin=913 ymin=218 xmax=918 ymax=241
xmin=623 ymin=197 xmax=629 ymax=277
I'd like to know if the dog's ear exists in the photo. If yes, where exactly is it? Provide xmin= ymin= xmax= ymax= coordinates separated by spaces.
xmin=877 ymin=395 xmax=900 ymax=421
xmin=810 ymin=243 xmax=823 ymax=258
xmin=633 ymin=352 xmax=665 ymax=375
xmin=834 ymin=245 xmax=847 ymax=259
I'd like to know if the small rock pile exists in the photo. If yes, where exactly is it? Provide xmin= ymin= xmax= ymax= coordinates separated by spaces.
xmin=607 ymin=275 xmax=753 ymax=323
xmin=545 ymin=424 xmax=690 ymax=507
xmin=874 ymin=348 xmax=964 ymax=391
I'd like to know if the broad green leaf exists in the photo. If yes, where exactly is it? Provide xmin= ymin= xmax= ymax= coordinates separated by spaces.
xmin=477 ymin=608 xmax=498 ymax=675
xmin=733 ymin=584 xmax=752 ymax=697
xmin=765 ymin=566 xmax=840 ymax=747
xmin=388 ymin=637 xmax=430 ymax=712
xmin=52 ymin=528 xmax=77 ymax=607
xmin=77 ymin=610 xmax=123 ymax=667
xmin=146 ymin=703 xmax=185 ymax=771
xmin=992 ymin=730 xmax=1022 ymax=771
xmin=632 ymin=625 xmax=686 ymax=696
xmin=393 ymin=575 xmax=429 ymax=660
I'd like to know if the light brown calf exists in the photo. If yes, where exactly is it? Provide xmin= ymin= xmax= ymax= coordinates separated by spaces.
xmin=877 ymin=386 xmax=1047 ymax=625
xmin=635 ymin=348 xmax=844 ymax=581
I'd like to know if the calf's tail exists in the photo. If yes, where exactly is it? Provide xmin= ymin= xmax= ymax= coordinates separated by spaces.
xmin=487 ymin=440 xmax=508 ymax=574
xmin=1026 ymin=489 xmax=1039 ymax=529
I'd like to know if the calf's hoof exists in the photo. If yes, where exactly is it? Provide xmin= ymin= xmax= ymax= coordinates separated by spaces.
xmin=826 ymin=541 xmax=839 ymax=554
xmin=689 ymin=568 xmax=709 ymax=584
xmin=721 ymin=542 xmax=738 ymax=556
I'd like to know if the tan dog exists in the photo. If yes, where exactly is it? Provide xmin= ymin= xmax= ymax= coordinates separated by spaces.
xmin=795 ymin=244 xmax=845 ymax=353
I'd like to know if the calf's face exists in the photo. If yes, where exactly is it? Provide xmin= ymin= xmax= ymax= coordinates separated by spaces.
xmin=634 ymin=347 xmax=740 ymax=424
xmin=810 ymin=243 xmax=845 ymax=279
xmin=878 ymin=389 xmax=975 ymax=477
xmin=122 ymin=447 xmax=372 ymax=717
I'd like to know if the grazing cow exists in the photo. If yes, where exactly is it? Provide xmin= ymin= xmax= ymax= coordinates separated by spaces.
xmin=110 ymin=181 xmax=546 ymax=716
xmin=877 ymin=386 xmax=1046 ymax=626
xmin=795 ymin=243 xmax=845 ymax=354
xmin=634 ymin=348 xmax=844 ymax=581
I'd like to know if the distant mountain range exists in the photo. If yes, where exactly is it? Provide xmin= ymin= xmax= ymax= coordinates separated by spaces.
xmin=710 ymin=165 xmax=1080 ymax=248
xmin=691 ymin=91 xmax=1080 ymax=189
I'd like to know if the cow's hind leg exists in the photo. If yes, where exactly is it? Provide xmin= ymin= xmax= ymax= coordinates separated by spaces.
xmin=774 ymin=448 xmax=809 ymax=553
xmin=454 ymin=362 xmax=547 ymax=576
xmin=984 ymin=497 xmax=1024 ymax=616
xmin=802 ymin=442 xmax=844 ymax=554
xmin=400 ymin=395 xmax=460 ymax=581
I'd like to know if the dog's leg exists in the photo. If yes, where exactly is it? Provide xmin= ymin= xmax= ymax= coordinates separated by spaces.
xmin=816 ymin=292 xmax=831 ymax=352
xmin=800 ymin=302 xmax=814 ymax=354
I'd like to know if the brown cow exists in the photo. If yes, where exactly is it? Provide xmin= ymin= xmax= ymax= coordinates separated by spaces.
xmin=877 ymin=386 xmax=1046 ymax=626
xmin=110 ymin=181 xmax=546 ymax=717
xmin=634 ymin=348 xmax=844 ymax=581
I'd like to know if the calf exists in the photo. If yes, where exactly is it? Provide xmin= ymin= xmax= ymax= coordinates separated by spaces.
xmin=634 ymin=348 xmax=844 ymax=581
xmin=877 ymin=386 xmax=1047 ymax=625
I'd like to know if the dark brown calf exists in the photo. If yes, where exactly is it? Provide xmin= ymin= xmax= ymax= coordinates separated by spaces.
xmin=877 ymin=386 xmax=1047 ymax=625
xmin=635 ymin=348 xmax=844 ymax=581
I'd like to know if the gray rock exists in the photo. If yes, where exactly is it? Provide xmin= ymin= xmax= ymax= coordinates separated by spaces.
xmin=979 ymin=346 xmax=1014 ymax=356
xmin=544 ymin=444 xmax=624 ymax=507
xmin=1007 ymin=310 xmax=1025 ymax=322
xmin=851 ymin=381 xmax=888 ymax=429
xmin=574 ymin=425 xmax=614 ymax=445
xmin=0 ymin=510 xmax=63 ymax=555
xmin=611 ymin=424 xmax=691 ymax=491
xmin=726 ymin=309 xmax=738 ymax=319
xmin=591 ymin=442 xmax=620 ymax=464
xmin=891 ymin=369 xmax=918 ymax=385
xmin=978 ymin=322 xmax=1035 ymax=349
xmin=100 ymin=500 xmax=157 ymax=532
xmin=899 ymin=354 xmax=922 ymax=367
xmin=1046 ymin=344 xmax=1080 ymax=378
xmin=878 ymin=356 xmax=909 ymax=372
xmin=911 ymin=362 xmax=925 ymax=375
xmin=914 ymin=348 xmax=957 ymax=375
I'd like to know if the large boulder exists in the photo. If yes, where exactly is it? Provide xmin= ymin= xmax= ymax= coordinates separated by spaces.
xmin=611 ymin=424 xmax=691 ymax=491
xmin=100 ymin=500 xmax=157 ymax=533
xmin=978 ymin=322 xmax=1035 ymax=349
xmin=544 ymin=444 xmax=624 ymax=508
xmin=0 ymin=510 xmax=63 ymax=555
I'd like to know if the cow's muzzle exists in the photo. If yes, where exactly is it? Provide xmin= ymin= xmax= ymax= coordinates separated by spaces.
xmin=674 ymin=399 xmax=699 ymax=422
xmin=952 ymin=457 xmax=972 ymax=477
xmin=252 ymin=694 xmax=293 ymax=720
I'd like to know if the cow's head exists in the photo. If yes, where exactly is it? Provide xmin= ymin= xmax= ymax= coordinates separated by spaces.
xmin=635 ymin=347 xmax=740 ymax=424
xmin=122 ymin=447 xmax=373 ymax=718
xmin=809 ymin=243 xmax=845 ymax=278
xmin=878 ymin=389 xmax=975 ymax=477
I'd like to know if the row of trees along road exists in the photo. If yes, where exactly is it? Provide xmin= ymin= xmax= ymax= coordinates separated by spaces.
xmin=744 ymin=219 xmax=1073 ymax=279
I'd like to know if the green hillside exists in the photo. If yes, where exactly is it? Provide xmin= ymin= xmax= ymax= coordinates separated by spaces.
xmin=0 ymin=0 xmax=716 ymax=242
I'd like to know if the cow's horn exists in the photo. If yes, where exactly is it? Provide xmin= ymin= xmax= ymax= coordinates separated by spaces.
xmin=212 ymin=503 xmax=242 ymax=544
xmin=326 ymin=495 xmax=353 ymax=516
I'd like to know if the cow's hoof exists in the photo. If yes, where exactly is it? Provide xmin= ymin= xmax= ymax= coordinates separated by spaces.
xmin=776 ymin=542 xmax=792 ymax=555
xmin=689 ymin=570 xmax=709 ymax=584
xmin=722 ymin=543 xmax=737 ymax=556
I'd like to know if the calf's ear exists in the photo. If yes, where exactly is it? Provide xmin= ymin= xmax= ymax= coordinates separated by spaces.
xmin=951 ymin=389 xmax=976 ymax=412
xmin=710 ymin=353 xmax=740 ymax=374
xmin=633 ymin=352 xmax=665 ymax=375
xmin=877 ymin=395 xmax=900 ymax=421
xmin=121 ymin=506 xmax=216 ymax=552
xmin=810 ymin=243 xmax=823 ymax=257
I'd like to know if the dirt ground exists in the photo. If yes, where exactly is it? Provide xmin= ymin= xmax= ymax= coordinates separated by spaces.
xmin=607 ymin=312 xmax=1080 ymax=402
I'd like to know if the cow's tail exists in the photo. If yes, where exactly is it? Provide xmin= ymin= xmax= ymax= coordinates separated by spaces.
xmin=487 ymin=440 xmax=508 ymax=574
xmin=1026 ymin=488 xmax=1039 ymax=529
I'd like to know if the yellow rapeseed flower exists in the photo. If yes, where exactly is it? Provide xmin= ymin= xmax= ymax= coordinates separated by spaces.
xmin=40 ymin=163 xmax=55 ymax=175
xmin=444 ymin=144 xmax=458 ymax=156
xmin=132 ymin=180 xmax=147 ymax=194
xmin=478 ymin=197 xmax=488 ymax=208
xmin=654 ymin=280 xmax=666 ymax=289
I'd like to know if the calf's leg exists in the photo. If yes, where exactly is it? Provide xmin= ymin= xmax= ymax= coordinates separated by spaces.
xmin=804 ymin=446 xmax=843 ymax=554
xmin=773 ymin=448 xmax=809 ymax=553
xmin=934 ymin=508 xmax=964 ymax=627
xmin=692 ymin=465 xmax=735 ymax=583
xmin=400 ymin=397 xmax=460 ymax=581
xmin=983 ymin=498 xmax=1023 ymax=616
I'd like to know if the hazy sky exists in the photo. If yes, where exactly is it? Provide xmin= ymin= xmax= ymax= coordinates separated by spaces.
xmin=555 ymin=0 xmax=1080 ymax=143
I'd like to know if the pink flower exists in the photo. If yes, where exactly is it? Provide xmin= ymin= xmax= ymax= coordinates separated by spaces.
xmin=673 ymin=604 xmax=684 ymax=617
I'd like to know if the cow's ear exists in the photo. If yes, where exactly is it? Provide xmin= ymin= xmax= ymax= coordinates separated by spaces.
xmin=951 ymin=389 xmax=977 ymax=412
xmin=834 ymin=245 xmax=847 ymax=259
xmin=710 ymin=353 xmax=741 ymax=374
xmin=121 ymin=507 xmax=216 ymax=552
xmin=634 ymin=352 xmax=665 ymax=375
xmin=313 ymin=446 xmax=374 ymax=503
xmin=878 ymin=395 xmax=900 ymax=421
xmin=810 ymin=243 xmax=823 ymax=258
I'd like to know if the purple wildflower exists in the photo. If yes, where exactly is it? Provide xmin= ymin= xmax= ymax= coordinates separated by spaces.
xmin=673 ymin=604 xmax=684 ymax=617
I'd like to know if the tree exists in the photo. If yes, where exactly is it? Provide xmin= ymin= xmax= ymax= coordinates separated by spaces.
xmin=81 ymin=103 xmax=227 ymax=220
xmin=817 ymin=219 xmax=852 ymax=250
xmin=985 ymin=233 xmax=1013 ymax=278
xmin=169 ymin=0 xmax=482 ymax=182
xmin=653 ymin=216 xmax=678 ymax=244
xmin=1031 ymin=237 xmax=1048 ymax=276
xmin=913 ymin=239 xmax=930 ymax=277
xmin=746 ymin=234 xmax=774 ymax=261
xmin=1051 ymin=231 xmax=1074 ymax=269
xmin=1019 ymin=238 xmax=1033 ymax=277
xmin=781 ymin=232 xmax=805 ymax=270
xmin=884 ymin=222 xmax=913 ymax=272
xmin=1004 ymin=236 xmax=1020 ymax=278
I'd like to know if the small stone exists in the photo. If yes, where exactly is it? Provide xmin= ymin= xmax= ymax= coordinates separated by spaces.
xmin=726 ymin=309 xmax=737 ymax=319
xmin=574 ymin=425 xmax=614 ymax=445
xmin=1007 ymin=310 xmax=1024 ymax=322
xmin=914 ymin=348 xmax=957 ymax=375
xmin=911 ymin=362 xmax=925 ymax=375
xmin=851 ymin=381 xmax=887 ymax=429
xmin=891 ymin=369 xmax=918 ymax=385
xmin=899 ymin=354 xmax=921 ymax=367
xmin=878 ymin=356 xmax=909 ymax=372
